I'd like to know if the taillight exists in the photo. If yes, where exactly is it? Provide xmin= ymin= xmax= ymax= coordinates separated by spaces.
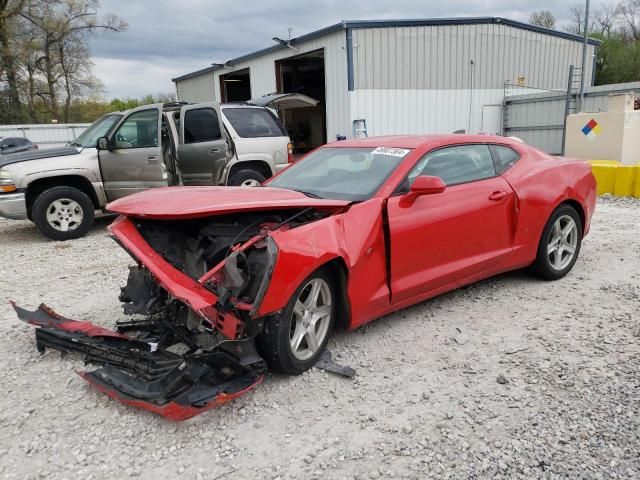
xmin=287 ymin=142 xmax=294 ymax=163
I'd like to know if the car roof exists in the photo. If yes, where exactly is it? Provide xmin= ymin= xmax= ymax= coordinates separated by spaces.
xmin=325 ymin=134 xmax=524 ymax=150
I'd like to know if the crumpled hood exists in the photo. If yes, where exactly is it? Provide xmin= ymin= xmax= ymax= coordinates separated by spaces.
xmin=0 ymin=146 xmax=80 ymax=168
xmin=107 ymin=186 xmax=350 ymax=219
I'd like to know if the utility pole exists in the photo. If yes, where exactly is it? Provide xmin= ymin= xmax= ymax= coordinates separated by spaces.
xmin=579 ymin=0 xmax=590 ymax=112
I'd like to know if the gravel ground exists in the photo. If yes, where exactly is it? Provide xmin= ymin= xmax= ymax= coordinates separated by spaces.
xmin=0 ymin=198 xmax=639 ymax=480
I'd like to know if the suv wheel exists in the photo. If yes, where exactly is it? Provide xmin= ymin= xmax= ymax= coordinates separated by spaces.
xmin=228 ymin=169 xmax=266 ymax=187
xmin=32 ymin=186 xmax=95 ymax=241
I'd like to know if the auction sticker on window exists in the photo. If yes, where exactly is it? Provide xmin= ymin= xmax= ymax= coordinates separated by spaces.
xmin=372 ymin=147 xmax=410 ymax=157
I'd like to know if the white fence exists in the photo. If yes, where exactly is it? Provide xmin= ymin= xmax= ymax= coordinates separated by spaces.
xmin=0 ymin=123 xmax=91 ymax=148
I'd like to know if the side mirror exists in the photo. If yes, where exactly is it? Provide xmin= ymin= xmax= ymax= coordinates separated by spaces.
xmin=400 ymin=175 xmax=446 ymax=206
xmin=96 ymin=137 xmax=110 ymax=150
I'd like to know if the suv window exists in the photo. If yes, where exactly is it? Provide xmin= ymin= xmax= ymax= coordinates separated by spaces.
xmin=406 ymin=144 xmax=496 ymax=187
xmin=184 ymin=108 xmax=221 ymax=143
xmin=490 ymin=145 xmax=520 ymax=174
xmin=223 ymin=108 xmax=286 ymax=138
xmin=114 ymin=109 xmax=158 ymax=149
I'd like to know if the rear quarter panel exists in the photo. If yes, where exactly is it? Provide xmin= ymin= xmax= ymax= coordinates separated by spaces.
xmin=503 ymin=148 xmax=596 ymax=267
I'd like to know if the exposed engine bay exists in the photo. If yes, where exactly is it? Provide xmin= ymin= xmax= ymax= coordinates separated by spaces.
xmin=13 ymin=207 xmax=338 ymax=420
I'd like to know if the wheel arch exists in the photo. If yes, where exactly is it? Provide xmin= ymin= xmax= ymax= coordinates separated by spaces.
xmin=557 ymin=198 xmax=586 ymax=234
xmin=320 ymin=257 xmax=351 ymax=331
xmin=26 ymin=175 xmax=100 ymax=218
xmin=226 ymin=160 xmax=273 ymax=184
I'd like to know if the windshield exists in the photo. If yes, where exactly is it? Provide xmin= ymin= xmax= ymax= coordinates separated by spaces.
xmin=267 ymin=147 xmax=411 ymax=201
xmin=71 ymin=114 xmax=122 ymax=148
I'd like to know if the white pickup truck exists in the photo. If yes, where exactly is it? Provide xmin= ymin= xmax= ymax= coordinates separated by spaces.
xmin=0 ymin=94 xmax=317 ymax=240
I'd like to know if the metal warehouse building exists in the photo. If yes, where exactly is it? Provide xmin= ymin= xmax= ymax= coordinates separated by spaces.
xmin=173 ymin=17 xmax=598 ymax=152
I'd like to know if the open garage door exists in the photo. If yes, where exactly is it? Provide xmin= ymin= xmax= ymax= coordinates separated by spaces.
xmin=220 ymin=68 xmax=251 ymax=102
xmin=275 ymin=49 xmax=326 ymax=154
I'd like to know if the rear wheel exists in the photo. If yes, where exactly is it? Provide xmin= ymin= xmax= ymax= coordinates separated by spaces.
xmin=32 ymin=186 xmax=95 ymax=241
xmin=257 ymin=269 xmax=336 ymax=374
xmin=531 ymin=204 xmax=582 ymax=280
xmin=228 ymin=169 xmax=266 ymax=187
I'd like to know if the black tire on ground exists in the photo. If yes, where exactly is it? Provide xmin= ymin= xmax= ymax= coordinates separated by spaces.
xmin=227 ymin=169 xmax=267 ymax=187
xmin=530 ymin=204 xmax=583 ymax=280
xmin=256 ymin=268 xmax=337 ymax=375
xmin=32 ymin=186 xmax=95 ymax=241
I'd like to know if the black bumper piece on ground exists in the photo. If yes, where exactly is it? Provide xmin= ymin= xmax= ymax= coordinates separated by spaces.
xmin=13 ymin=303 xmax=265 ymax=420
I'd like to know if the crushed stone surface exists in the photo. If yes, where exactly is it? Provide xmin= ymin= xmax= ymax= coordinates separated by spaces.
xmin=0 ymin=200 xmax=639 ymax=479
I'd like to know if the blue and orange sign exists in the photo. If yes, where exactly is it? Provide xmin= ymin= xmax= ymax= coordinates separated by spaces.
xmin=581 ymin=119 xmax=602 ymax=141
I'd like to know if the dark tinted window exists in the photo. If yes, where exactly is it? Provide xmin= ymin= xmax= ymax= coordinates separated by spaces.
xmin=184 ymin=108 xmax=221 ymax=143
xmin=407 ymin=144 xmax=496 ymax=187
xmin=223 ymin=108 xmax=286 ymax=138
xmin=490 ymin=145 xmax=520 ymax=174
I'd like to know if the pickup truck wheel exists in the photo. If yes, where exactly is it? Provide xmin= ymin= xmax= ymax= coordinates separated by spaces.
xmin=228 ymin=169 xmax=266 ymax=187
xmin=256 ymin=268 xmax=336 ymax=374
xmin=32 ymin=186 xmax=95 ymax=241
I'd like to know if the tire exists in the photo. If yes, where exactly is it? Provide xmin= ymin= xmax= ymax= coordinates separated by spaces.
xmin=531 ymin=204 xmax=583 ymax=280
xmin=228 ymin=169 xmax=267 ymax=187
xmin=256 ymin=268 xmax=337 ymax=374
xmin=32 ymin=186 xmax=95 ymax=241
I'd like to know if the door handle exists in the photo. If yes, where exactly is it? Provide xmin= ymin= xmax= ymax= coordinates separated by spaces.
xmin=208 ymin=148 xmax=221 ymax=155
xmin=147 ymin=155 xmax=159 ymax=164
xmin=488 ymin=191 xmax=508 ymax=201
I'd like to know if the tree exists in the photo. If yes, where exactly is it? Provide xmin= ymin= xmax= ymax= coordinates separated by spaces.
xmin=530 ymin=10 xmax=556 ymax=29
xmin=616 ymin=0 xmax=640 ymax=40
xmin=0 ymin=0 xmax=28 ymax=123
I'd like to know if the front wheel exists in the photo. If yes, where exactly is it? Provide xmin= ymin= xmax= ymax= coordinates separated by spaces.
xmin=32 ymin=186 xmax=95 ymax=241
xmin=228 ymin=169 xmax=266 ymax=187
xmin=256 ymin=269 xmax=336 ymax=374
xmin=531 ymin=204 xmax=583 ymax=280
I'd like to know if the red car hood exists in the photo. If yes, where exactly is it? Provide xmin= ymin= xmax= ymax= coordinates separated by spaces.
xmin=107 ymin=186 xmax=350 ymax=219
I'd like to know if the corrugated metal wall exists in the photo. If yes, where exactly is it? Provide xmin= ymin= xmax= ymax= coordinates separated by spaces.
xmin=352 ymin=24 xmax=593 ymax=90
xmin=350 ymin=23 xmax=595 ymax=136
xmin=504 ymin=82 xmax=640 ymax=154
xmin=175 ymin=74 xmax=216 ymax=103
xmin=0 ymin=123 xmax=90 ymax=147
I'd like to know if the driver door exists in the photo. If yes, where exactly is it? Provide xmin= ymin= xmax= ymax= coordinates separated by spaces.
xmin=98 ymin=104 xmax=167 ymax=201
xmin=177 ymin=102 xmax=228 ymax=185
xmin=387 ymin=144 xmax=516 ymax=303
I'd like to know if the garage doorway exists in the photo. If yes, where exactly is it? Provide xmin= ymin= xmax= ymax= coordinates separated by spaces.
xmin=276 ymin=49 xmax=326 ymax=153
xmin=220 ymin=68 xmax=251 ymax=102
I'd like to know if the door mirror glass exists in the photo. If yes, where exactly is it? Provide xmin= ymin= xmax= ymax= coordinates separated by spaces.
xmin=400 ymin=175 xmax=446 ymax=205
xmin=96 ymin=137 xmax=110 ymax=150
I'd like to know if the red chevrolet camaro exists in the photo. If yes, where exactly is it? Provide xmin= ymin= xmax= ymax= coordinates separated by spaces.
xmin=15 ymin=135 xmax=596 ymax=419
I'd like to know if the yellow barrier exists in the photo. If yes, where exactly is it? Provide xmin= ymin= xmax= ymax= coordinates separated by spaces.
xmin=587 ymin=160 xmax=640 ymax=198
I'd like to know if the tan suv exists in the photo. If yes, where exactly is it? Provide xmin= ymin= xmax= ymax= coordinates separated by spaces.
xmin=0 ymin=94 xmax=316 ymax=240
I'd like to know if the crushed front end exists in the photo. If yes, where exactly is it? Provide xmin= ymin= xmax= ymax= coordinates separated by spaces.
xmin=14 ymin=207 xmax=334 ymax=420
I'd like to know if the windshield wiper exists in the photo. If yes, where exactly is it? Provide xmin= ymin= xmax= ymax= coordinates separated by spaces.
xmin=291 ymin=189 xmax=323 ymax=199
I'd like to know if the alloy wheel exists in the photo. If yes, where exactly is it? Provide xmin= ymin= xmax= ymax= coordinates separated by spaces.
xmin=289 ymin=278 xmax=332 ymax=361
xmin=240 ymin=178 xmax=261 ymax=187
xmin=46 ymin=198 xmax=84 ymax=232
xmin=547 ymin=214 xmax=578 ymax=271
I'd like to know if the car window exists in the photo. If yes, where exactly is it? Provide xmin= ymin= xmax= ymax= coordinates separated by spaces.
xmin=114 ymin=109 xmax=158 ymax=149
xmin=490 ymin=145 xmax=520 ymax=174
xmin=3 ymin=138 xmax=17 ymax=148
xmin=405 ymin=144 xmax=496 ymax=188
xmin=267 ymin=147 xmax=410 ymax=201
xmin=223 ymin=108 xmax=286 ymax=138
xmin=184 ymin=108 xmax=221 ymax=143
xmin=73 ymin=114 xmax=121 ymax=148
xmin=14 ymin=138 xmax=27 ymax=146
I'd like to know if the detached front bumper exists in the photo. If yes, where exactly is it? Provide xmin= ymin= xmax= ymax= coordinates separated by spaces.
xmin=13 ymin=302 xmax=264 ymax=420
xmin=0 ymin=191 xmax=27 ymax=220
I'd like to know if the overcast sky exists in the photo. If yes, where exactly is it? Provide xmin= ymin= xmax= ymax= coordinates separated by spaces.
xmin=90 ymin=0 xmax=583 ymax=98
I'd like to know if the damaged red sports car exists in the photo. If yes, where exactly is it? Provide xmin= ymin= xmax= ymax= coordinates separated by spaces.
xmin=15 ymin=135 xmax=597 ymax=420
